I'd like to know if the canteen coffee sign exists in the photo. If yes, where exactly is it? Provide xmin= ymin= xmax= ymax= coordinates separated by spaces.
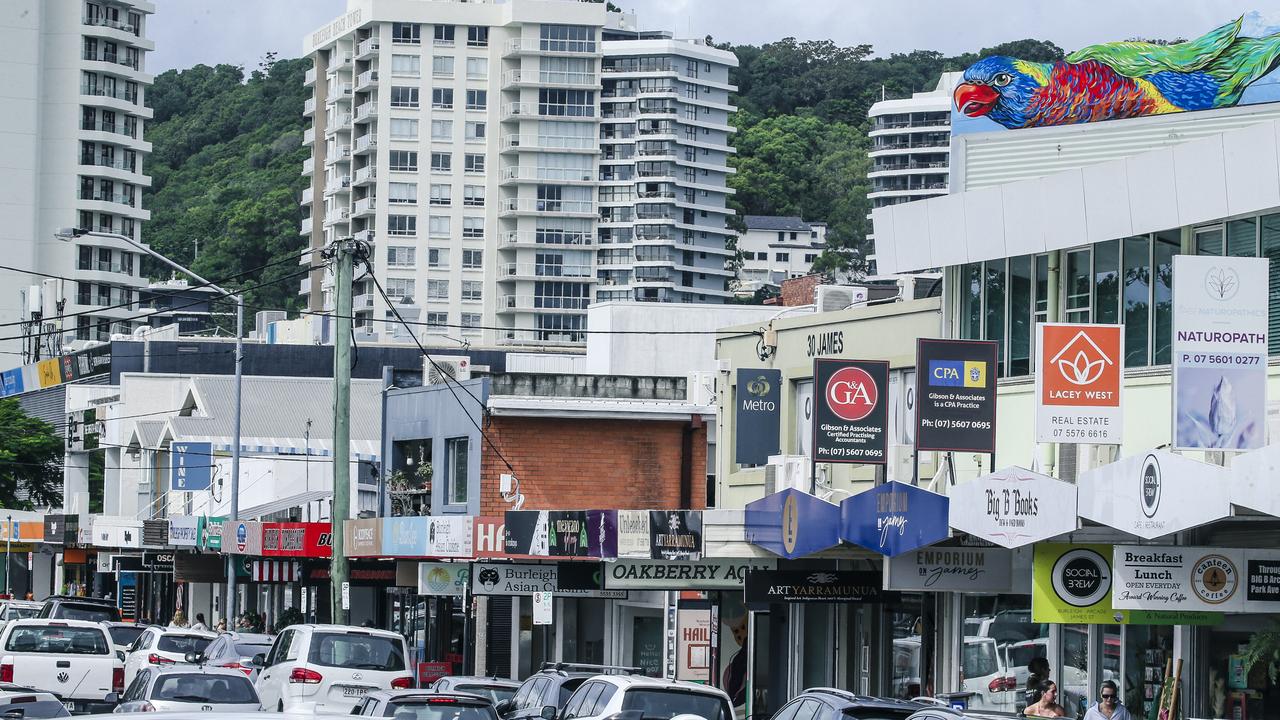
xmin=735 ymin=368 xmax=782 ymax=465
xmin=813 ymin=359 xmax=889 ymax=464
xmin=915 ymin=339 xmax=998 ymax=453
xmin=947 ymin=467 xmax=1078 ymax=548
xmin=1114 ymin=546 xmax=1280 ymax=615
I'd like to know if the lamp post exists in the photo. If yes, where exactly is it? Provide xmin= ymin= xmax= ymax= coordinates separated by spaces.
xmin=55 ymin=227 xmax=244 ymax=622
xmin=4 ymin=514 xmax=11 ymax=600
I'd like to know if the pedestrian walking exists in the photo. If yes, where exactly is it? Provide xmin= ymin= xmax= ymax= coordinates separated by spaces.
xmin=1025 ymin=680 xmax=1067 ymax=718
xmin=190 ymin=613 xmax=208 ymax=631
xmin=169 ymin=610 xmax=189 ymax=628
xmin=215 ymin=617 xmax=227 ymax=633
xmin=1083 ymin=680 xmax=1132 ymax=720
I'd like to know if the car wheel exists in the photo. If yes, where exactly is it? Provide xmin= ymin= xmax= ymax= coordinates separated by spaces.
xmin=279 ymin=701 xmax=284 ymax=712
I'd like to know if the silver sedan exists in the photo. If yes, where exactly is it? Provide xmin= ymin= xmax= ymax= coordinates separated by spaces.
xmin=113 ymin=666 xmax=260 ymax=713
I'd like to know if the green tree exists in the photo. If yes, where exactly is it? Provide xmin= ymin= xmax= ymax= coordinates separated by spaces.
xmin=0 ymin=400 xmax=63 ymax=509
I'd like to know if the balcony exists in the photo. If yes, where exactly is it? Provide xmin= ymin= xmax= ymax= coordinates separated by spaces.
xmin=354 ymin=135 xmax=377 ymax=155
xmin=80 ymin=83 xmax=140 ymax=105
xmin=353 ymin=197 xmax=377 ymax=217
xmin=500 ymin=231 xmax=593 ymax=248
xmin=79 ymin=190 xmax=136 ymax=207
xmin=500 ymin=198 xmax=596 ymax=217
xmin=82 ymin=15 xmax=139 ymax=36
xmin=79 ymin=155 xmax=138 ymax=173
xmin=300 ymin=218 xmax=313 ymax=235
xmin=299 ymin=277 xmax=312 ymax=295
xmin=500 ymin=263 xmax=593 ymax=280
xmin=503 ymin=103 xmax=596 ymax=121
xmin=355 ymin=102 xmax=377 ymax=123
xmin=329 ymin=82 xmax=353 ymax=99
xmin=304 ymin=68 xmax=317 ymax=86
xmin=505 ymin=38 xmax=599 ymax=57
xmin=356 ymin=38 xmax=380 ymax=59
xmin=354 ymin=166 xmax=377 ymax=186
xmin=356 ymin=70 xmax=378 ymax=91
xmin=323 ymin=208 xmax=352 ymax=226
xmin=81 ymin=119 xmax=136 ymax=138
xmin=501 ymin=166 xmax=595 ymax=185
xmin=498 ymin=295 xmax=591 ymax=313
xmin=354 ymin=293 xmax=376 ymax=311
xmin=334 ymin=53 xmax=354 ymax=71
xmin=355 ymin=229 xmax=376 ymax=244
xmin=301 ymin=187 xmax=314 ymax=205
xmin=304 ymin=97 xmax=316 ymax=116
xmin=501 ymin=134 xmax=598 ymax=153
xmin=302 ymin=157 xmax=315 ymax=176
xmin=325 ymin=145 xmax=352 ymax=166
xmin=326 ymin=114 xmax=353 ymax=135
xmin=324 ymin=175 xmax=351 ymax=195
xmin=503 ymin=69 xmax=598 ymax=89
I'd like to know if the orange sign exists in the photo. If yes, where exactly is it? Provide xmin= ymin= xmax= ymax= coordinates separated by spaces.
xmin=1036 ymin=324 xmax=1124 ymax=444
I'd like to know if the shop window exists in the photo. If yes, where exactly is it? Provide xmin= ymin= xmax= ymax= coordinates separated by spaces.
xmin=1065 ymin=248 xmax=1092 ymax=323
xmin=1154 ymin=231 xmax=1177 ymax=365
xmin=1123 ymin=235 xmax=1151 ymax=367
xmin=446 ymin=437 xmax=469 ymax=505
xmin=984 ymin=261 xmax=1006 ymax=378
xmin=960 ymin=263 xmax=982 ymax=340
xmin=1094 ymin=239 xmax=1120 ymax=324
xmin=1008 ymin=255 xmax=1033 ymax=375
xmin=1060 ymin=624 xmax=1090 ymax=713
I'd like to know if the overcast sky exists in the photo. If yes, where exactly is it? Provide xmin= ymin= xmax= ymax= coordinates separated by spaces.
xmin=148 ymin=0 xmax=1266 ymax=74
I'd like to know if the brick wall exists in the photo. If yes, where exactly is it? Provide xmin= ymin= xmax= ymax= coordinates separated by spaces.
xmin=780 ymin=274 xmax=824 ymax=306
xmin=478 ymin=415 xmax=706 ymax=516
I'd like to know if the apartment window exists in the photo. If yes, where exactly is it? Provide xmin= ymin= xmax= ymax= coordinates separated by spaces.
xmin=466 ymin=89 xmax=487 ymax=110
xmin=467 ymin=26 xmax=489 ymax=47
xmin=389 ymin=150 xmax=418 ymax=171
xmin=539 ymin=24 xmax=594 ymax=53
xmin=386 ymin=278 xmax=416 ymax=300
xmin=388 ymin=181 xmax=417 ymax=204
xmin=463 ymin=185 xmax=485 ymax=207
xmin=430 ymin=89 xmax=455 ymax=112
xmin=462 ymin=249 xmax=484 ymax=269
xmin=431 ymin=119 xmax=453 ymax=140
xmin=464 ymin=154 xmax=485 ymax=173
xmin=805 ymin=253 xmax=818 ymax=263
xmin=390 ymin=86 xmax=419 ymax=108
xmin=429 ymin=184 xmax=452 ymax=206
xmin=387 ymin=215 xmax=417 ymax=236
xmin=465 ymin=121 xmax=486 ymax=141
xmin=466 ymin=57 xmax=488 ymax=78
xmin=433 ymin=25 xmax=455 ymax=46
xmin=390 ymin=118 xmax=419 ymax=139
xmin=775 ymin=253 xmax=789 ymax=262
xmin=391 ymin=54 xmax=420 ymax=77
xmin=392 ymin=23 xmax=421 ymax=44
xmin=538 ymin=88 xmax=595 ymax=117
xmin=430 ymin=152 xmax=452 ymax=172
xmin=426 ymin=312 xmax=448 ymax=329
xmin=428 ymin=248 xmax=446 ymax=268
xmin=387 ymin=246 xmax=416 ymax=267
xmin=429 ymin=216 xmax=451 ymax=237
xmin=445 ymin=437 xmax=469 ymax=505
xmin=432 ymin=56 xmax=454 ymax=78
xmin=462 ymin=281 xmax=483 ymax=301
xmin=462 ymin=217 xmax=484 ymax=238
xmin=461 ymin=313 xmax=482 ymax=333
xmin=428 ymin=279 xmax=450 ymax=299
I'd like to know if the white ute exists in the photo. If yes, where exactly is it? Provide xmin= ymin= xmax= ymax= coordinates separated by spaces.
xmin=0 ymin=619 xmax=123 ymax=714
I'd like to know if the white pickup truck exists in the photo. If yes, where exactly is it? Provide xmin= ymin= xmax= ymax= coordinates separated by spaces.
xmin=0 ymin=619 xmax=123 ymax=714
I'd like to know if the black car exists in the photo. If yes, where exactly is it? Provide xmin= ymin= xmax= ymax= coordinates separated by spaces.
xmin=496 ymin=664 xmax=641 ymax=720
xmin=771 ymin=688 xmax=924 ymax=720
xmin=35 ymin=595 xmax=120 ymax=623
xmin=432 ymin=676 xmax=521 ymax=706
xmin=354 ymin=690 xmax=498 ymax=719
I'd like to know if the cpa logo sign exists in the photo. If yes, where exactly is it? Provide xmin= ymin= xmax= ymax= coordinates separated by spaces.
xmin=825 ymin=366 xmax=878 ymax=422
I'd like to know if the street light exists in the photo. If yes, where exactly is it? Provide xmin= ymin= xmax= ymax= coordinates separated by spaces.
xmin=54 ymin=227 xmax=244 ymax=622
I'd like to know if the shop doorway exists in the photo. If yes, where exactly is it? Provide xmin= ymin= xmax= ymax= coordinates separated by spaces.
xmin=615 ymin=604 xmax=663 ymax=676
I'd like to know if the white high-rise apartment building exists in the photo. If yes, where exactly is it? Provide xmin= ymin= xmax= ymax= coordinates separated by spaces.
xmin=0 ymin=0 xmax=155 ymax=359
xmin=301 ymin=0 xmax=737 ymax=347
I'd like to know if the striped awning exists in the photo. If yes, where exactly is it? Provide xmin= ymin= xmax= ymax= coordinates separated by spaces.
xmin=251 ymin=559 xmax=301 ymax=583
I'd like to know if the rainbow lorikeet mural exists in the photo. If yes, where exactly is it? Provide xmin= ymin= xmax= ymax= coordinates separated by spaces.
xmin=954 ymin=16 xmax=1280 ymax=129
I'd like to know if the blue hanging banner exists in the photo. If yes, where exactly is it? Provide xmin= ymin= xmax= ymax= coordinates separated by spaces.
xmin=170 ymin=441 xmax=213 ymax=491
xmin=734 ymin=368 xmax=781 ymax=465
xmin=840 ymin=481 xmax=950 ymax=557
xmin=744 ymin=487 xmax=841 ymax=559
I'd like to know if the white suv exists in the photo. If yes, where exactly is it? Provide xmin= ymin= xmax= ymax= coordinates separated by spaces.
xmin=253 ymin=624 xmax=412 ymax=714
xmin=123 ymin=627 xmax=216 ymax=686
xmin=559 ymin=675 xmax=734 ymax=720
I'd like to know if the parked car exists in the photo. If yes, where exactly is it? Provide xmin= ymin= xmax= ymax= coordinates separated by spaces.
xmin=204 ymin=632 xmax=274 ymax=681
xmin=114 ymin=665 xmax=260 ymax=713
xmin=558 ymin=674 xmax=734 ymax=720
xmin=495 ymin=663 xmax=640 ymax=720
xmin=893 ymin=637 xmax=1015 ymax=708
xmin=253 ymin=624 xmax=411 ymax=714
xmin=0 ymin=602 xmax=43 ymax=626
xmin=100 ymin=624 xmax=148 ymax=660
xmin=122 ymin=628 xmax=216 ymax=687
xmin=0 ymin=688 xmax=71 ymax=718
xmin=905 ymin=706 xmax=1015 ymax=720
xmin=36 ymin=598 xmax=120 ymax=624
xmin=354 ymin=689 xmax=498 ymax=718
xmin=0 ymin=618 xmax=123 ymax=714
xmin=768 ymin=688 xmax=922 ymax=720
xmin=431 ymin=676 xmax=521 ymax=705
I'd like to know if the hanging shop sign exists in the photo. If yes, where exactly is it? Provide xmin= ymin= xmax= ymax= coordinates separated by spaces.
xmin=220 ymin=520 xmax=262 ymax=555
xmin=839 ymin=481 xmax=949 ymax=557
xmin=198 ymin=516 xmax=225 ymax=552
xmin=174 ymin=552 xmax=225 ymax=584
xmin=343 ymin=518 xmax=383 ymax=557
xmin=262 ymin=522 xmax=333 ymax=558
xmin=585 ymin=510 xmax=617 ymax=558
xmin=605 ymin=558 xmax=777 ymax=590
xmin=427 ymin=516 xmax=474 ymax=558
xmin=556 ymin=562 xmax=607 ymax=591
xmin=947 ymin=467 xmax=1078 ymax=548
xmin=382 ymin=517 xmax=429 ymax=557
xmin=1035 ymin=323 xmax=1124 ymax=444
xmin=1078 ymin=451 xmax=1232 ymax=540
xmin=813 ymin=359 xmax=889 ymax=464
xmin=1229 ymin=443 xmax=1280 ymax=517
xmin=92 ymin=521 xmax=142 ymax=549
xmin=169 ymin=441 xmax=213 ymax=492
xmin=617 ymin=510 xmax=650 ymax=559
xmin=143 ymin=551 xmax=175 ymax=571
xmin=547 ymin=511 xmax=591 ymax=557
xmin=142 ymin=520 xmax=170 ymax=547
xmin=417 ymin=562 xmax=469 ymax=596
xmin=744 ymin=487 xmax=841 ymax=559
xmin=1113 ymin=546 xmax=1243 ymax=612
xmin=1172 ymin=255 xmax=1268 ymax=451
xmin=735 ymin=368 xmax=782 ymax=465
xmin=42 ymin=515 xmax=66 ymax=545
xmin=473 ymin=516 xmax=508 ymax=559
xmin=914 ymin=339 xmax=998 ymax=453
xmin=503 ymin=511 xmax=549 ymax=556
xmin=649 ymin=510 xmax=702 ymax=561
xmin=167 ymin=517 xmax=199 ymax=547
xmin=469 ymin=562 xmax=626 ymax=598
xmin=744 ymin=569 xmax=890 ymax=604
xmin=885 ymin=545 xmax=1012 ymax=593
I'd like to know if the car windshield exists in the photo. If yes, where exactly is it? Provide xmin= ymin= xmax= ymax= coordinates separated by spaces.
xmin=157 ymin=635 xmax=213 ymax=654
xmin=455 ymin=685 xmax=517 ymax=704
xmin=2 ymin=607 xmax=39 ymax=621
xmin=620 ymin=690 xmax=730 ymax=720
xmin=50 ymin=604 xmax=119 ymax=623
xmin=558 ymin=679 xmax=587 ymax=707
xmin=4 ymin=626 xmax=110 ymax=655
xmin=108 ymin=626 xmax=147 ymax=647
xmin=233 ymin=642 xmax=271 ymax=657
xmin=963 ymin=642 xmax=999 ymax=678
xmin=387 ymin=700 xmax=496 ymax=720
xmin=0 ymin=700 xmax=71 ymax=718
xmin=151 ymin=673 xmax=258 ymax=704
xmin=307 ymin=632 xmax=405 ymax=671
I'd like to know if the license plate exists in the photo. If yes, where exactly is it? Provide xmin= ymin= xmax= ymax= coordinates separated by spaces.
xmin=62 ymin=702 xmax=75 ymax=712
xmin=342 ymin=687 xmax=368 ymax=698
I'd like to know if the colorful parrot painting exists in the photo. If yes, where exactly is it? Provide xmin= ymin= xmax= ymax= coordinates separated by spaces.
xmin=954 ymin=17 xmax=1280 ymax=129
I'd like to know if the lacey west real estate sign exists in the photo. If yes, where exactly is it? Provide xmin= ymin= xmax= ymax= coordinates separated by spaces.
xmin=1035 ymin=324 xmax=1123 ymax=444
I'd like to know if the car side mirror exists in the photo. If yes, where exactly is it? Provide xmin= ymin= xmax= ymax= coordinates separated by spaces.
xmin=104 ymin=693 xmax=119 ymax=705
xmin=252 ymin=653 xmax=267 ymax=667
xmin=494 ymin=700 xmax=514 ymax=716
xmin=540 ymin=706 xmax=557 ymax=720
xmin=116 ymin=650 xmax=126 ymax=662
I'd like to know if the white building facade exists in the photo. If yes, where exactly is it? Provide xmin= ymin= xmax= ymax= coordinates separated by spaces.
xmin=735 ymin=215 xmax=826 ymax=292
xmin=0 ymin=0 xmax=156 ymax=358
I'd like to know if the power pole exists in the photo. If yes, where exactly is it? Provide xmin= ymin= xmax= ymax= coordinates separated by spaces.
xmin=330 ymin=238 xmax=355 ymax=625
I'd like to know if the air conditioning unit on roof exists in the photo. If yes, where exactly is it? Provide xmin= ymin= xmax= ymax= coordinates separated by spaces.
xmin=816 ymin=285 xmax=869 ymax=313
xmin=764 ymin=454 xmax=810 ymax=495
xmin=424 ymin=355 xmax=471 ymax=385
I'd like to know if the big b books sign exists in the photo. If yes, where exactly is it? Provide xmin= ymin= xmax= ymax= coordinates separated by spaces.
xmin=1035 ymin=323 xmax=1123 ymax=444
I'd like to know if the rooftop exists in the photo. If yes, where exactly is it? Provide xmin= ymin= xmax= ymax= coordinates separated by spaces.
xmin=743 ymin=215 xmax=814 ymax=232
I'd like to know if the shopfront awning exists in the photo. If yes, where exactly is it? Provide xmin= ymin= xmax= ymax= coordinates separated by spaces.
xmin=1077 ymin=451 xmax=1232 ymax=539
xmin=238 ymin=490 xmax=332 ymax=520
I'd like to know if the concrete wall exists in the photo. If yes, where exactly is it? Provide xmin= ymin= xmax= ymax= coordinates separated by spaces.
xmin=584 ymin=301 xmax=783 ymax=376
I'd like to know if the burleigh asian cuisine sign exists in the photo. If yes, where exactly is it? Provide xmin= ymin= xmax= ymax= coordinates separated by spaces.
xmin=947 ymin=467 xmax=1078 ymax=548
xmin=1172 ymin=255 xmax=1268 ymax=451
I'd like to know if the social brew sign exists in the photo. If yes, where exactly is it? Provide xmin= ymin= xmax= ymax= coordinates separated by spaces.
xmin=813 ymin=359 xmax=888 ymax=464
xmin=1035 ymin=323 xmax=1123 ymax=444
